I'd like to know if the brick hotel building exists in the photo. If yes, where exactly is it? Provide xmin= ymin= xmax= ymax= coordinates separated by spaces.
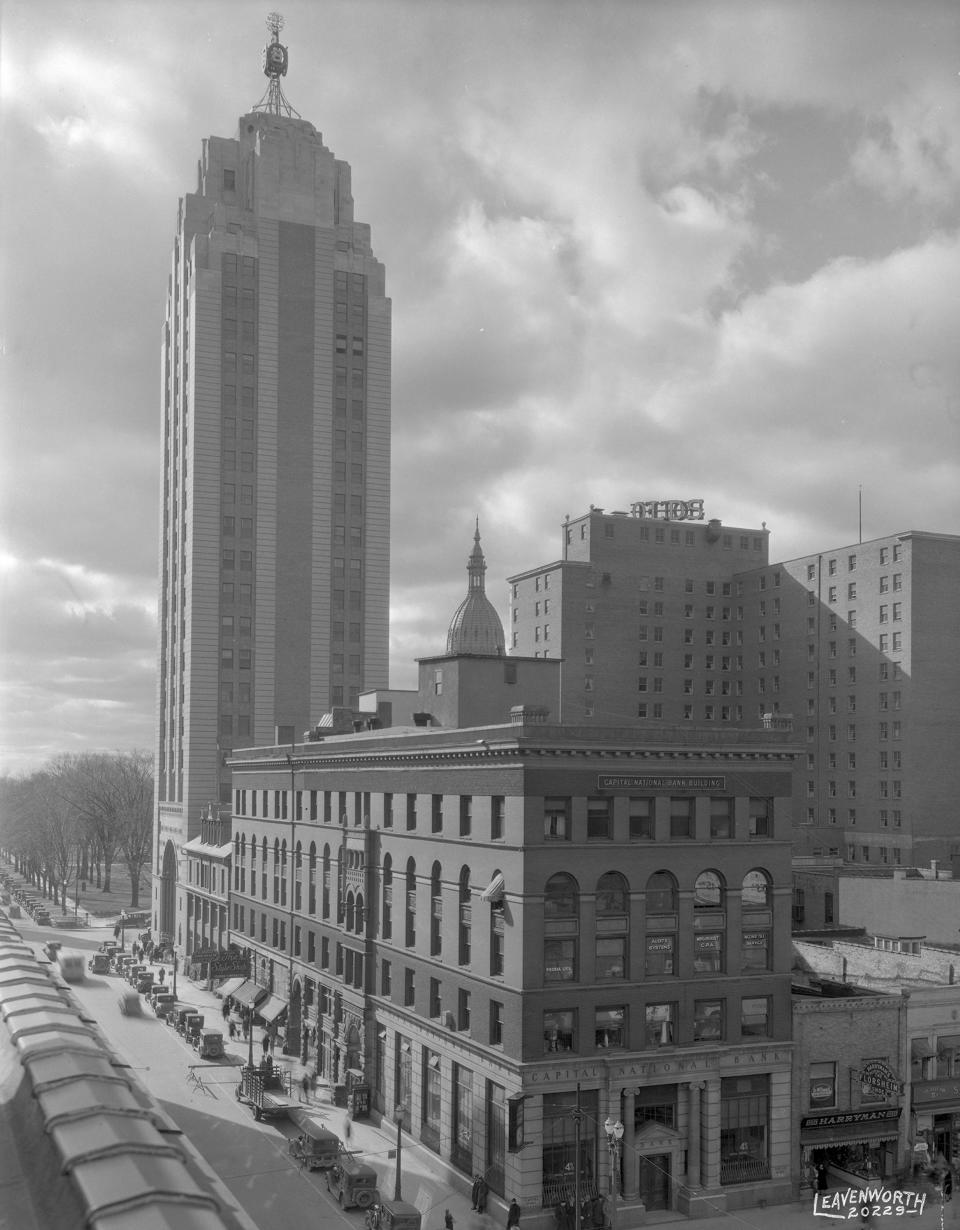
xmin=509 ymin=507 xmax=960 ymax=868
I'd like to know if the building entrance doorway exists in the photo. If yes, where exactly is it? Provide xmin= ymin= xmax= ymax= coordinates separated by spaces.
xmin=638 ymin=1154 xmax=670 ymax=1211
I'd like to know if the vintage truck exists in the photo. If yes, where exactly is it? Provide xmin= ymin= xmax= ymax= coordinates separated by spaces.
xmin=235 ymin=1062 xmax=298 ymax=1121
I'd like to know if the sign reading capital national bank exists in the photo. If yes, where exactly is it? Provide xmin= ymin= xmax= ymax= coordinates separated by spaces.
xmin=630 ymin=499 xmax=705 ymax=521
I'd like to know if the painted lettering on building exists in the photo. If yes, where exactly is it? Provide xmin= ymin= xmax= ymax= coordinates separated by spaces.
xmin=629 ymin=499 xmax=705 ymax=521
xmin=598 ymin=775 xmax=726 ymax=791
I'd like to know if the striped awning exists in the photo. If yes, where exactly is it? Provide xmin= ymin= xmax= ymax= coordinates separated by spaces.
xmin=258 ymin=995 xmax=288 ymax=1024
xmin=230 ymin=981 xmax=268 ymax=1009
xmin=480 ymin=873 xmax=505 ymax=903
xmin=217 ymin=977 xmax=246 ymax=1000
xmin=801 ymin=1121 xmax=899 ymax=1149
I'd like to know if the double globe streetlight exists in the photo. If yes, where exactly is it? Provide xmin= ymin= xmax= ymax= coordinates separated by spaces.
xmin=604 ymin=1118 xmax=624 ymax=1230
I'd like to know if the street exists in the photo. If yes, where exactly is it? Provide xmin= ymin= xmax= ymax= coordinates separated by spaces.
xmin=18 ymin=918 xmax=365 ymax=1230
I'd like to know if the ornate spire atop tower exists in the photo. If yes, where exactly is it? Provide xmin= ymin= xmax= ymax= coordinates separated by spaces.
xmin=445 ymin=520 xmax=506 ymax=657
xmin=253 ymin=12 xmax=301 ymax=119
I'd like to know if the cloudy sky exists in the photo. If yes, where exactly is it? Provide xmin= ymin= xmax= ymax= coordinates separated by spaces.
xmin=2 ymin=0 xmax=959 ymax=775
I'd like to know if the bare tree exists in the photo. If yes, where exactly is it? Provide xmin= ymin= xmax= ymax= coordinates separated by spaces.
xmin=112 ymin=751 xmax=154 ymax=909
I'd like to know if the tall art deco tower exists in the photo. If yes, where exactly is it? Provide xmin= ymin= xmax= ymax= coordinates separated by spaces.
xmin=153 ymin=16 xmax=391 ymax=944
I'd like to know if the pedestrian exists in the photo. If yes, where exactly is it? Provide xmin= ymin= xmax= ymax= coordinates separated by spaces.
xmin=113 ymin=922 xmax=120 ymax=940
xmin=444 ymin=1210 xmax=454 ymax=1230
xmin=262 ymin=1033 xmax=269 ymax=1057
xmin=158 ymin=966 xmax=165 ymax=985
xmin=817 ymin=1163 xmax=828 ymax=1191
xmin=242 ymin=1015 xmax=249 ymax=1041
xmin=228 ymin=1019 xmax=237 ymax=1040
xmin=476 ymin=1177 xmax=488 ymax=1213
xmin=471 ymin=1176 xmax=482 ymax=1210
xmin=222 ymin=999 xmax=230 ymax=1020
xmin=507 ymin=1198 xmax=521 ymax=1230
xmin=300 ymin=1073 xmax=310 ymax=1104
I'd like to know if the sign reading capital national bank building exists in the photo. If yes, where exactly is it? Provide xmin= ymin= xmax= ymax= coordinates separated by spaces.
xmin=598 ymin=775 xmax=726 ymax=791
xmin=630 ymin=499 xmax=705 ymax=521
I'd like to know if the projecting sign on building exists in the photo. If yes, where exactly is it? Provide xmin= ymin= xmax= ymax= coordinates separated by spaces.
xmin=629 ymin=499 xmax=705 ymax=521
xmin=598 ymin=775 xmax=726 ymax=791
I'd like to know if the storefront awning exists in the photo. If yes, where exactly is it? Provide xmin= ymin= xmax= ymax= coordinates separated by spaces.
xmin=801 ymin=1122 xmax=899 ymax=1149
xmin=217 ymin=977 xmax=246 ymax=1000
xmin=231 ymin=981 xmax=268 ymax=1009
xmin=480 ymin=872 xmax=505 ymax=903
xmin=259 ymin=995 xmax=288 ymax=1024
xmin=912 ymin=1039 xmax=936 ymax=1060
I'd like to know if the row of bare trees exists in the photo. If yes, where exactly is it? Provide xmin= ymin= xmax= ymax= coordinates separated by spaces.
xmin=0 ymin=751 xmax=153 ymax=912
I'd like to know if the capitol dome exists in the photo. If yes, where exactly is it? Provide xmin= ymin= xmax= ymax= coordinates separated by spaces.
xmin=445 ymin=522 xmax=506 ymax=657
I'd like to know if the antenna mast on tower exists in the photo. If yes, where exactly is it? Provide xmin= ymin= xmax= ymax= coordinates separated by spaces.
xmin=253 ymin=11 xmax=301 ymax=118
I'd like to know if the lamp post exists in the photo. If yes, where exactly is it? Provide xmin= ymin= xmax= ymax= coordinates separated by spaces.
xmin=604 ymin=1117 xmax=624 ymax=1230
xmin=172 ymin=949 xmax=178 ymax=1000
xmin=393 ymin=1103 xmax=406 ymax=1200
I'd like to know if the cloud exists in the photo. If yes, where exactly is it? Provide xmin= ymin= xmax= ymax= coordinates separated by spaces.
xmin=2 ymin=0 xmax=959 ymax=773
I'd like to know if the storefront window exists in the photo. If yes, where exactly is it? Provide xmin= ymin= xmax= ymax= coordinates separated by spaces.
xmin=720 ymin=1074 xmax=770 ymax=1185
xmin=422 ymin=1048 xmax=441 ymax=1152
xmin=542 ymin=1089 xmax=598 ymax=1207
xmin=452 ymin=1062 xmax=474 ymax=1174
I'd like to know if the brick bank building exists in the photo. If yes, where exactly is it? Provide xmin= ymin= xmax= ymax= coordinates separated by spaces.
xmin=226 ymin=539 xmax=799 ymax=1221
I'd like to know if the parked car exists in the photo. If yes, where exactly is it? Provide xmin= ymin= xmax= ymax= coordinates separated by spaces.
xmin=88 ymin=952 xmax=111 ymax=974
xmin=326 ymin=1156 xmax=380 ymax=1208
xmin=194 ymin=1028 xmax=225 ymax=1060
xmin=154 ymin=993 xmax=177 ymax=1021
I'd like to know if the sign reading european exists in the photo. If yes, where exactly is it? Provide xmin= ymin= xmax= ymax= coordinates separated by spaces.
xmin=630 ymin=499 xmax=705 ymax=521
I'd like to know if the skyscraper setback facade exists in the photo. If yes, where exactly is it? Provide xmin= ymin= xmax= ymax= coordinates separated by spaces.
xmin=153 ymin=56 xmax=391 ymax=943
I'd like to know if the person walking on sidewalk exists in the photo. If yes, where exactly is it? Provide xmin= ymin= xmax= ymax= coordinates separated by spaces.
xmin=300 ymin=1073 xmax=311 ymax=1104
xmin=507 ymin=1198 xmax=521 ymax=1230
xmin=444 ymin=1210 xmax=454 ymax=1230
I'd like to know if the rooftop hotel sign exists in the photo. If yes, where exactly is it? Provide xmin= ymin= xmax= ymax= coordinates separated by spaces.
xmin=630 ymin=499 xmax=705 ymax=520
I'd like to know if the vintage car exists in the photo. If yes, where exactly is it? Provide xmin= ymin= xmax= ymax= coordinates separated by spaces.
xmin=118 ymin=989 xmax=142 ymax=1016
xmin=154 ymin=993 xmax=177 ymax=1020
xmin=194 ymin=1028 xmax=225 ymax=1060
xmin=288 ymin=1119 xmax=342 ymax=1171
xmin=364 ymin=1199 xmax=422 ymax=1230
xmin=326 ymin=1155 xmax=380 ymax=1208
xmin=173 ymin=1004 xmax=199 ymax=1034
xmin=87 ymin=951 xmax=111 ymax=974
